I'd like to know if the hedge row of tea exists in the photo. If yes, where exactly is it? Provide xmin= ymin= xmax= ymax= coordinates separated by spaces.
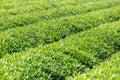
xmin=0 ymin=0 xmax=104 ymax=14
xmin=70 ymin=52 xmax=120 ymax=80
xmin=0 ymin=0 xmax=98 ymax=11
xmin=0 ymin=6 xmax=120 ymax=58
xmin=0 ymin=0 xmax=119 ymax=31
xmin=0 ymin=20 xmax=120 ymax=80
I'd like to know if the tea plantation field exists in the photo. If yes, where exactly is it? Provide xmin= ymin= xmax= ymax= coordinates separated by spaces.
xmin=0 ymin=0 xmax=120 ymax=80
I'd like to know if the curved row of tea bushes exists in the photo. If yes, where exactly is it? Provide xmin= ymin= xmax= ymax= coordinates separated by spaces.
xmin=0 ymin=50 xmax=82 ymax=80
xmin=0 ymin=20 xmax=120 ymax=80
xmin=0 ymin=0 xmax=101 ymax=16
xmin=1 ymin=0 xmax=119 ymax=31
xmin=0 ymin=0 xmax=100 ymax=11
xmin=40 ymin=0 xmax=120 ymax=20
xmin=0 ymin=6 xmax=120 ymax=57
xmin=70 ymin=52 xmax=120 ymax=80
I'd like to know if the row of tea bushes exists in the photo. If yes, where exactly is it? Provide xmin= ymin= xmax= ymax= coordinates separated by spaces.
xmin=0 ymin=0 xmax=101 ymax=11
xmin=70 ymin=52 xmax=120 ymax=80
xmin=0 ymin=6 xmax=120 ymax=57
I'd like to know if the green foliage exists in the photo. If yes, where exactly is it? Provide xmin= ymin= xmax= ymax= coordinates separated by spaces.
xmin=0 ymin=0 xmax=120 ymax=80
xmin=0 ymin=6 xmax=120 ymax=57
xmin=0 ymin=20 xmax=120 ymax=79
